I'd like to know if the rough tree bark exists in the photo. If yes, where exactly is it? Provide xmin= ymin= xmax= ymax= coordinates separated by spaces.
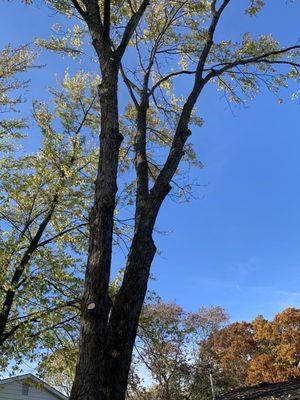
xmin=67 ymin=1 xmax=300 ymax=399
xmin=69 ymin=63 xmax=122 ymax=400
xmin=69 ymin=1 xmax=150 ymax=399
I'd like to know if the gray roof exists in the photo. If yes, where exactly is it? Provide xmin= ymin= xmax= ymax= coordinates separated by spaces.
xmin=0 ymin=373 xmax=68 ymax=400
xmin=217 ymin=379 xmax=300 ymax=400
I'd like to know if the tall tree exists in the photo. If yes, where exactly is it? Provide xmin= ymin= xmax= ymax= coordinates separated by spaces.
xmin=133 ymin=302 xmax=229 ymax=400
xmin=15 ymin=1 xmax=300 ymax=398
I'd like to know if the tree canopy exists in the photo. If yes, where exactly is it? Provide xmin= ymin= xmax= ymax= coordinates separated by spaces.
xmin=1 ymin=1 xmax=300 ymax=399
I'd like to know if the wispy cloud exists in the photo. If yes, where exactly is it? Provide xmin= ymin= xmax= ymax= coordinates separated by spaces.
xmin=229 ymin=257 xmax=261 ymax=277
xmin=250 ymin=286 xmax=300 ymax=310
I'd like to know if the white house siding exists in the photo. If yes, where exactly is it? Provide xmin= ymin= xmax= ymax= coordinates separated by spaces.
xmin=0 ymin=380 xmax=59 ymax=400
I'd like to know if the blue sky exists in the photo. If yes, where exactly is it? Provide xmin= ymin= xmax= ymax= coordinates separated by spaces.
xmin=149 ymin=1 xmax=300 ymax=322
xmin=1 ymin=0 xmax=299 ymax=329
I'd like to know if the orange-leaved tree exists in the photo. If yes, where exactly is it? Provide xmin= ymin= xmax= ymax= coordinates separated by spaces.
xmin=248 ymin=307 xmax=300 ymax=385
xmin=207 ymin=308 xmax=300 ymax=389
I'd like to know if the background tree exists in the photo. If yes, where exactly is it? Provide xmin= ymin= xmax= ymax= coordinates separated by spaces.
xmin=38 ymin=342 xmax=77 ymax=396
xmin=248 ymin=307 xmax=300 ymax=385
xmin=133 ymin=302 xmax=228 ymax=400
xmin=0 ymin=70 xmax=100 ymax=368
xmin=206 ymin=321 xmax=256 ymax=389
xmin=14 ymin=1 xmax=300 ymax=398
xmin=206 ymin=307 xmax=300 ymax=389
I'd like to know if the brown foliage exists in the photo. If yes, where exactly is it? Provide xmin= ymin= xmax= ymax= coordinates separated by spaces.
xmin=207 ymin=308 xmax=300 ymax=389
xmin=248 ymin=308 xmax=300 ymax=384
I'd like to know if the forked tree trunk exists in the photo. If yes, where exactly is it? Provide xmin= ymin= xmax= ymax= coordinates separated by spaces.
xmin=65 ymin=0 xmax=299 ymax=399
xmin=69 ymin=64 xmax=123 ymax=400
xmin=99 ymin=186 xmax=171 ymax=400
xmin=101 ymin=233 xmax=156 ymax=399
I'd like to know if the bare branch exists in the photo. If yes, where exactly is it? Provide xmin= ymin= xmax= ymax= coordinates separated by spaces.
xmin=103 ymin=0 xmax=111 ymax=40
xmin=197 ymin=0 xmax=231 ymax=80
xmin=116 ymin=0 xmax=150 ymax=60
xmin=119 ymin=62 xmax=140 ymax=108
xmin=71 ymin=0 xmax=87 ymax=19
xmin=36 ymin=222 xmax=87 ymax=249
xmin=207 ymin=45 xmax=300 ymax=80
xmin=149 ymin=69 xmax=197 ymax=96
xmin=149 ymin=1 xmax=231 ymax=205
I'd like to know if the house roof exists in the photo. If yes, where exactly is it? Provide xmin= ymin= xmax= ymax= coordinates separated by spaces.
xmin=217 ymin=379 xmax=300 ymax=400
xmin=0 ymin=373 xmax=68 ymax=400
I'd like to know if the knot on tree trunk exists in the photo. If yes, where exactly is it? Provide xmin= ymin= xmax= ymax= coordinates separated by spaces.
xmin=116 ymin=129 xmax=124 ymax=144
xmin=181 ymin=128 xmax=192 ymax=138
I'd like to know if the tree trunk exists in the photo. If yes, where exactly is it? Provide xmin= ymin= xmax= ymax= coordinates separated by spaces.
xmin=99 ymin=183 xmax=171 ymax=400
xmin=101 ymin=231 xmax=156 ymax=400
xmin=69 ymin=63 xmax=123 ymax=400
